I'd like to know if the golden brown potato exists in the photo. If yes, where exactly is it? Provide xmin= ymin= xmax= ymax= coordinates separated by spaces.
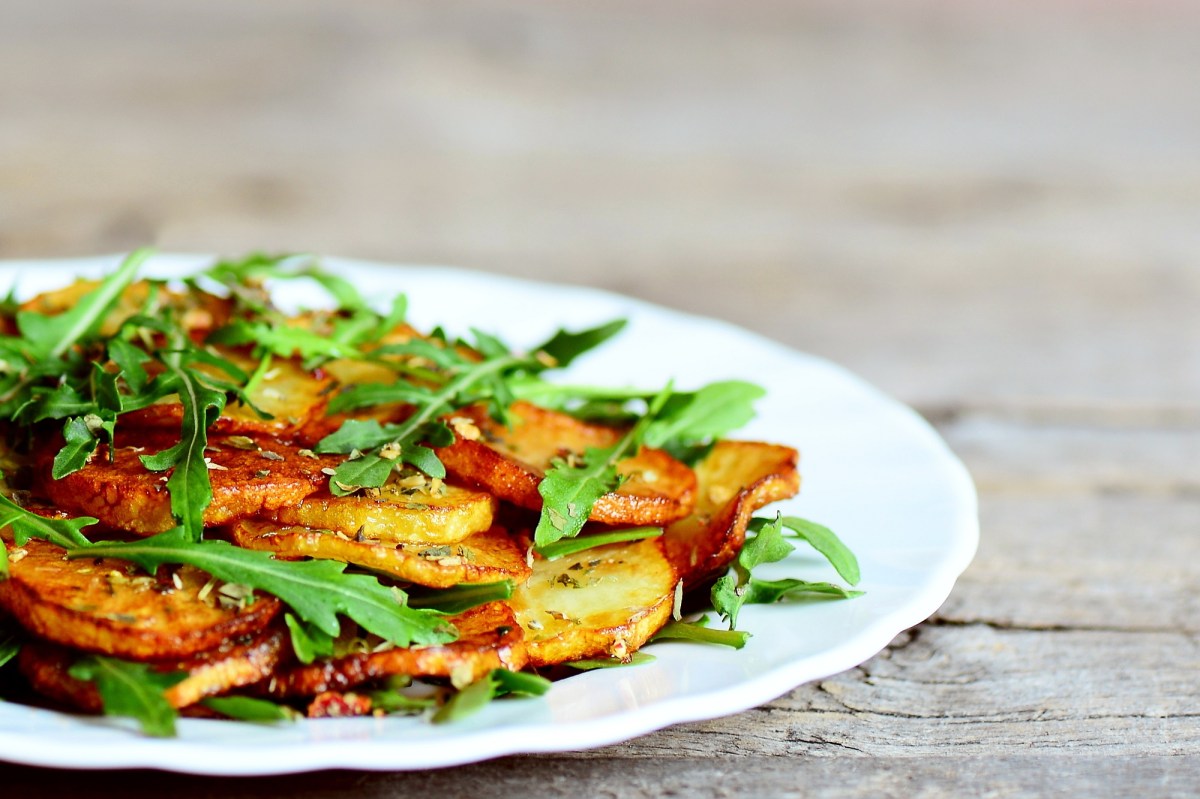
xmin=510 ymin=538 xmax=677 ymax=667
xmin=266 ymin=600 xmax=525 ymax=698
xmin=0 ymin=537 xmax=282 ymax=660
xmin=437 ymin=401 xmax=696 ymax=527
xmin=36 ymin=433 xmax=341 ymax=535
xmin=267 ymin=476 xmax=496 ymax=546
xmin=227 ymin=521 xmax=532 ymax=589
xmin=122 ymin=352 xmax=335 ymax=444
xmin=18 ymin=625 xmax=289 ymax=712
xmin=660 ymin=440 xmax=800 ymax=589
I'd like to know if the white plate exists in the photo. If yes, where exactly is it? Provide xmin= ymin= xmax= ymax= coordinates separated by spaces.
xmin=0 ymin=254 xmax=978 ymax=774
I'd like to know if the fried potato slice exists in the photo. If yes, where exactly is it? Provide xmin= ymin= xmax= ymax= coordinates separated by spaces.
xmin=227 ymin=521 xmax=531 ymax=588
xmin=122 ymin=352 xmax=336 ymax=443
xmin=18 ymin=626 xmax=289 ymax=712
xmin=267 ymin=478 xmax=496 ymax=546
xmin=18 ymin=279 xmax=232 ymax=340
xmin=510 ymin=538 xmax=677 ymax=667
xmin=437 ymin=401 xmax=697 ymax=527
xmin=0 ymin=538 xmax=282 ymax=660
xmin=661 ymin=440 xmax=800 ymax=589
xmin=36 ymin=434 xmax=341 ymax=535
xmin=266 ymin=601 xmax=525 ymax=698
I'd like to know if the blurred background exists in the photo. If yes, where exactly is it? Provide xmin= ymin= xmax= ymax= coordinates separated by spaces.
xmin=0 ymin=0 xmax=1196 ymax=412
xmin=2 ymin=2 xmax=1199 ymax=787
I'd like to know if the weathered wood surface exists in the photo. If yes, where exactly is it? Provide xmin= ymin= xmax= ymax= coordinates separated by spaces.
xmin=1 ymin=0 xmax=1198 ymax=796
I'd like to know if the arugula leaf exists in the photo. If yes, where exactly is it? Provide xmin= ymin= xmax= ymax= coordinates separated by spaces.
xmin=565 ymin=652 xmax=657 ymax=670
xmin=754 ymin=515 xmax=861 ymax=586
xmin=73 ymin=528 xmax=456 ymax=646
xmin=326 ymin=454 xmax=398 ymax=496
xmin=210 ymin=320 xmax=362 ymax=362
xmin=324 ymin=383 xmax=437 ymax=414
xmin=285 ymin=613 xmax=336 ymax=665
xmin=533 ymin=386 xmax=672 ymax=548
xmin=314 ymin=418 xmax=455 ymax=492
xmin=533 ymin=444 xmax=623 ymax=549
xmin=68 ymin=656 xmax=184 ymax=737
xmin=201 ymin=695 xmax=300 ymax=723
xmin=370 ymin=294 xmax=409 ymax=342
xmin=536 ymin=526 xmax=662 ymax=561
xmin=16 ymin=249 xmax=149 ymax=361
xmin=711 ymin=514 xmax=795 ymax=629
xmin=0 ymin=622 xmax=19 ymax=669
xmin=0 ymin=494 xmax=95 ymax=551
xmin=23 ymin=383 xmax=93 ymax=423
xmin=138 ymin=346 xmax=227 ymax=542
xmin=367 ymin=688 xmax=436 ymax=716
xmin=319 ymin=320 xmax=632 ymax=489
xmin=321 ymin=351 xmax=531 ymax=490
xmin=51 ymin=416 xmax=101 ymax=479
xmin=107 ymin=336 xmax=151 ymax=393
xmin=643 ymin=380 xmax=764 ymax=462
xmin=532 ymin=319 xmax=627 ymax=369
xmin=742 ymin=578 xmax=863 ymax=604
xmin=204 ymin=253 xmax=369 ymax=313
xmin=405 ymin=580 xmax=514 ymax=614
xmin=314 ymin=419 xmax=407 ymax=453
xmin=432 ymin=668 xmax=551 ymax=724
xmin=651 ymin=617 xmax=751 ymax=649
xmin=713 ymin=514 xmax=862 ymax=630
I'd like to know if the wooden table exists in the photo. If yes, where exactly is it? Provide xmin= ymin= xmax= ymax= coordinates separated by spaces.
xmin=1 ymin=1 xmax=1197 ymax=794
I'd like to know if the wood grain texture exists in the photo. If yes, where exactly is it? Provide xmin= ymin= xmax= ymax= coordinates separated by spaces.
xmin=0 ymin=0 xmax=1196 ymax=795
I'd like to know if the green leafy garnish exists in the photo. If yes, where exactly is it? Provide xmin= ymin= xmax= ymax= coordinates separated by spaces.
xmin=750 ymin=515 xmax=861 ymax=585
xmin=536 ymin=526 xmax=662 ymax=561
xmin=16 ymin=249 xmax=148 ymax=361
xmin=405 ymin=580 xmax=514 ymax=614
xmin=643 ymin=380 xmax=765 ymax=463
xmin=74 ymin=529 xmax=455 ymax=646
xmin=532 ymin=378 xmax=767 ymax=548
xmin=712 ymin=514 xmax=862 ymax=630
xmin=533 ymin=386 xmax=673 ymax=548
xmin=285 ymin=613 xmax=336 ymax=665
xmin=533 ymin=319 xmax=628 ymax=369
xmin=712 ymin=514 xmax=795 ymax=629
xmin=68 ymin=656 xmax=184 ymax=737
xmin=202 ymin=252 xmax=370 ymax=313
xmin=0 ymin=622 xmax=20 ymax=670
xmin=136 ymin=341 xmax=229 ymax=542
xmin=651 ymin=616 xmax=751 ymax=650
xmin=565 ymin=652 xmax=657 ymax=670
xmin=432 ymin=668 xmax=551 ymax=724
xmin=739 ymin=578 xmax=862 ymax=604
xmin=313 ymin=319 xmax=629 ymax=496
xmin=0 ymin=494 xmax=94 ymax=552
xmin=367 ymin=688 xmax=437 ymax=716
xmin=201 ymin=695 xmax=300 ymax=723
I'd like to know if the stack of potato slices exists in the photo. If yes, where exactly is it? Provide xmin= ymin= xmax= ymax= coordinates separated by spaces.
xmin=0 ymin=256 xmax=804 ymax=731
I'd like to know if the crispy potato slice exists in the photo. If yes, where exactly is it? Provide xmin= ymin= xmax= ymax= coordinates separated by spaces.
xmin=123 ymin=352 xmax=336 ymax=443
xmin=510 ymin=538 xmax=677 ymax=667
xmin=267 ymin=478 xmax=496 ymax=546
xmin=661 ymin=440 xmax=800 ymax=589
xmin=36 ymin=434 xmax=341 ymax=535
xmin=18 ymin=626 xmax=289 ymax=712
xmin=0 ymin=538 xmax=282 ymax=660
xmin=18 ymin=279 xmax=232 ymax=340
xmin=437 ymin=401 xmax=697 ymax=527
xmin=266 ymin=601 xmax=525 ymax=698
xmin=227 ymin=521 xmax=531 ymax=588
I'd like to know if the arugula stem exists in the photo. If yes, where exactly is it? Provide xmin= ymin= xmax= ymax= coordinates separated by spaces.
xmin=242 ymin=350 xmax=274 ymax=398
